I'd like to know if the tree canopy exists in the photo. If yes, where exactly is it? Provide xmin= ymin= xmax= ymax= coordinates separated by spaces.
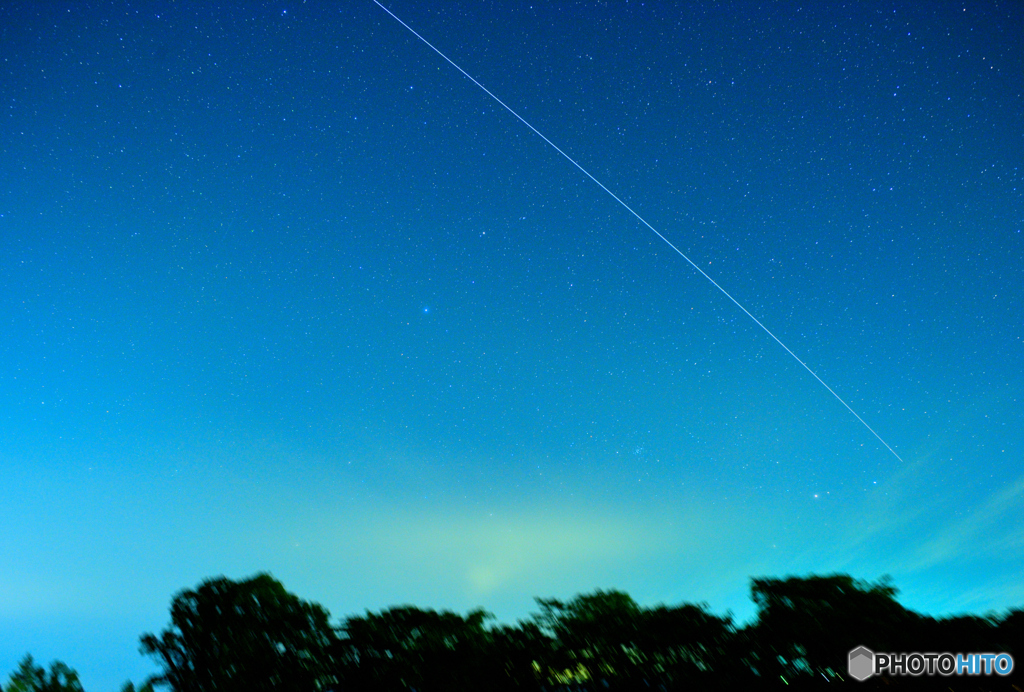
xmin=8 ymin=571 xmax=1024 ymax=691
xmin=139 ymin=573 xmax=335 ymax=692
xmin=2 ymin=655 xmax=83 ymax=692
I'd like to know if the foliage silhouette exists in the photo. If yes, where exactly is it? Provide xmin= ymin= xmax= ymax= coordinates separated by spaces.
xmin=530 ymin=589 xmax=743 ymax=690
xmin=13 ymin=571 xmax=1024 ymax=691
xmin=118 ymin=682 xmax=155 ymax=692
xmin=747 ymin=574 xmax=914 ymax=683
xmin=140 ymin=573 xmax=334 ymax=692
xmin=2 ymin=655 xmax=83 ymax=692
xmin=335 ymin=606 xmax=493 ymax=691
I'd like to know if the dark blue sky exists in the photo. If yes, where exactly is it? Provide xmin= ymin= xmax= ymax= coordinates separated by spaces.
xmin=2 ymin=1 xmax=1022 ymax=688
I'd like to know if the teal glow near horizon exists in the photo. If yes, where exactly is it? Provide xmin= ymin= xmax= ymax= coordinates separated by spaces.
xmin=1 ymin=2 xmax=1022 ymax=689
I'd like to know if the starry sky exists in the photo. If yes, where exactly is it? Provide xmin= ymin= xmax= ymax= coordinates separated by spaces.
xmin=2 ymin=1 xmax=1022 ymax=688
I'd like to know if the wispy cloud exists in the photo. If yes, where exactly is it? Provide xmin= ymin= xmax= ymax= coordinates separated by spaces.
xmin=904 ymin=473 xmax=1024 ymax=571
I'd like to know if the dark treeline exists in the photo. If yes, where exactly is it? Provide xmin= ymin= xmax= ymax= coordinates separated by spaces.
xmin=5 ymin=573 xmax=1024 ymax=691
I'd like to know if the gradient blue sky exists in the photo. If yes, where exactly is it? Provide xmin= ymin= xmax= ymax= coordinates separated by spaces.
xmin=2 ymin=1 xmax=1022 ymax=689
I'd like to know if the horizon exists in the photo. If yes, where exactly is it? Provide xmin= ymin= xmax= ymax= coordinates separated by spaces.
xmin=4 ymin=568 xmax=1021 ymax=689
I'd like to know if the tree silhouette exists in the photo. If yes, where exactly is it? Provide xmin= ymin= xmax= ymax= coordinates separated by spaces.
xmin=335 ymin=606 xmax=493 ymax=691
xmin=119 ymin=682 xmax=156 ymax=692
xmin=140 ymin=573 xmax=335 ymax=692
xmin=531 ymin=589 xmax=741 ymax=690
xmin=748 ymin=574 xmax=913 ymax=684
xmin=997 ymin=608 xmax=1024 ymax=654
xmin=3 ymin=655 xmax=83 ymax=692
xmin=487 ymin=621 xmax=552 ymax=691
xmin=533 ymin=590 xmax=646 ymax=689
xmin=12 ymin=570 xmax=1018 ymax=692
xmin=641 ymin=602 xmax=746 ymax=689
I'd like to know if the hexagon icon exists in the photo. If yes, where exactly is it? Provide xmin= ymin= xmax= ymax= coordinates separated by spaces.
xmin=848 ymin=646 xmax=875 ymax=681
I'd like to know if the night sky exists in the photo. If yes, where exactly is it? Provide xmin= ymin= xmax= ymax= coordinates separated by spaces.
xmin=2 ymin=1 xmax=1022 ymax=688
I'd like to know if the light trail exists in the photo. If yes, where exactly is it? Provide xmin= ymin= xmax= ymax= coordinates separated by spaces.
xmin=371 ymin=0 xmax=904 ymax=464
